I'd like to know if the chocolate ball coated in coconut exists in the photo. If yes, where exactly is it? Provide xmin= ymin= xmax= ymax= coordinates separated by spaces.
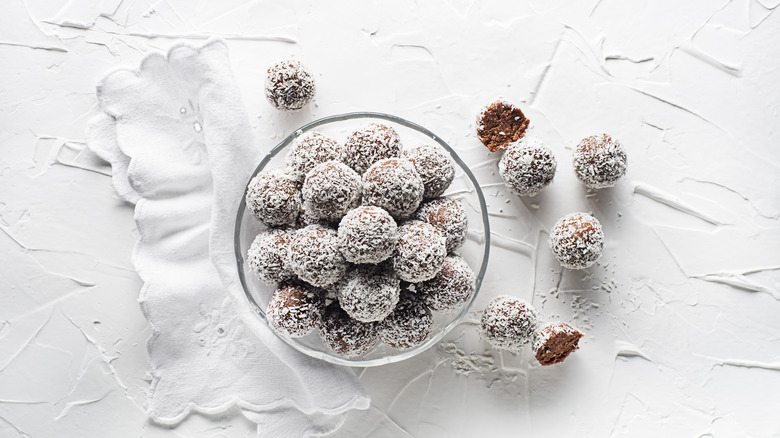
xmin=379 ymin=288 xmax=433 ymax=350
xmin=289 ymin=224 xmax=348 ymax=287
xmin=393 ymin=221 xmax=447 ymax=283
xmin=402 ymin=144 xmax=455 ymax=199
xmin=498 ymin=137 xmax=557 ymax=197
xmin=301 ymin=161 xmax=362 ymax=223
xmin=415 ymin=197 xmax=468 ymax=253
xmin=265 ymin=60 xmax=315 ymax=111
xmin=337 ymin=206 xmax=397 ymax=264
xmin=266 ymin=283 xmax=321 ymax=338
xmin=476 ymin=100 xmax=530 ymax=152
xmin=549 ymin=212 xmax=604 ymax=270
xmin=286 ymin=131 xmax=342 ymax=182
xmin=343 ymin=123 xmax=402 ymax=174
xmin=417 ymin=255 xmax=476 ymax=313
xmin=363 ymin=158 xmax=424 ymax=219
xmin=247 ymin=228 xmax=296 ymax=284
xmin=318 ymin=302 xmax=378 ymax=358
xmin=246 ymin=169 xmax=300 ymax=227
xmin=533 ymin=322 xmax=583 ymax=366
xmin=572 ymin=133 xmax=627 ymax=189
xmin=337 ymin=265 xmax=400 ymax=323
xmin=480 ymin=295 xmax=538 ymax=352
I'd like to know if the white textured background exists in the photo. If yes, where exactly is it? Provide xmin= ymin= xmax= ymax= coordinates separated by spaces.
xmin=2 ymin=0 xmax=779 ymax=436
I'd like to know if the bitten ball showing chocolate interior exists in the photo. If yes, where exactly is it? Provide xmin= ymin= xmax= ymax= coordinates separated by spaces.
xmin=247 ymin=228 xmax=296 ymax=285
xmin=476 ymin=100 xmax=530 ymax=152
xmin=337 ymin=206 xmax=397 ymax=264
xmin=417 ymin=255 xmax=476 ymax=313
xmin=393 ymin=221 xmax=447 ymax=283
xmin=343 ymin=123 xmax=403 ymax=174
xmin=362 ymin=158 xmax=424 ymax=219
xmin=573 ymin=133 xmax=627 ymax=189
xmin=285 ymin=131 xmax=342 ymax=182
xmin=318 ymin=302 xmax=378 ymax=358
xmin=415 ymin=197 xmax=468 ymax=253
xmin=378 ymin=287 xmax=433 ymax=350
xmin=337 ymin=265 xmax=401 ymax=323
xmin=480 ymin=295 xmax=538 ymax=352
xmin=549 ymin=212 xmax=604 ymax=270
xmin=289 ymin=224 xmax=348 ymax=287
xmin=246 ymin=169 xmax=300 ymax=227
xmin=498 ymin=137 xmax=557 ymax=197
xmin=301 ymin=160 xmax=362 ymax=223
xmin=265 ymin=60 xmax=316 ymax=111
xmin=402 ymin=144 xmax=455 ymax=199
xmin=266 ymin=283 xmax=321 ymax=338
xmin=533 ymin=322 xmax=583 ymax=366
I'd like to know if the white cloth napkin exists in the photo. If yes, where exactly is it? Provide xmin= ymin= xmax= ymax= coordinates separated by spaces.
xmin=86 ymin=39 xmax=369 ymax=437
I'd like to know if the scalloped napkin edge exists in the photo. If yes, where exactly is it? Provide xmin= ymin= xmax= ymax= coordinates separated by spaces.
xmin=86 ymin=38 xmax=368 ymax=437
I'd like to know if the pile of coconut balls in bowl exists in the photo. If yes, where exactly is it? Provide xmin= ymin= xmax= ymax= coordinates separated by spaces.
xmin=244 ymin=110 xmax=478 ymax=358
xmin=475 ymin=99 xmax=627 ymax=366
xmin=246 ymin=59 xmax=627 ymax=366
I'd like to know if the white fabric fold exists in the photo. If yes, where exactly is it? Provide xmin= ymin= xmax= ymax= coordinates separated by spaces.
xmin=86 ymin=39 xmax=368 ymax=436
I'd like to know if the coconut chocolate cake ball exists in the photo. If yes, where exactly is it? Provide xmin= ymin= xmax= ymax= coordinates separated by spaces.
xmin=533 ymin=322 xmax=583 ymax=366
xmin=266 ymin=283 xmax=321 ymax=338
xmin=379 ymin=288 xmax=433 ymax=350
xmin=363 ymin=158 xmax=424 ymax=219
xmin=289 ymin=224 xmax=348 ymax=287
xmin=301 ymin=161 xmax=362 ymax=223
xmin=246 ymin=169 xmax=300 ymax=227
xmin=318 ymin=302 xmax=378 ymax=358
xmin=498 ymin=137 xmax=557 ymax=197
xmin=572 ymin=133 xmax=627 ymax=189
xmin=343 ymin=123 xmax=403 ymax=174
xmin=481 ymin=295 xmax=539 ymax=352
xmin=476 ymin=100 xmax=530 ymax=152
xmin=417 ymin=255 xmax=476 ymax=313
xmin=393 ymin=221 xmax=447 ymax=283
xmin=402 ymin=144 xmax=455 ymax=199
xmin=415 ymin=197 xmax=468 ymax=253
xmin=549 ymin=212 xmax=604 ymax=270
xmin=286 ymin=131 xmax=342 ymax=182
xmin=265 ymin=60 xmax=315 ymax=111
xmin=337 ymin=206 xmax=397 ymax=264
xmin=337 ymin=265 xmax=401 ymax=323
xmin=247 ymin=228 xmax=296 ymax=285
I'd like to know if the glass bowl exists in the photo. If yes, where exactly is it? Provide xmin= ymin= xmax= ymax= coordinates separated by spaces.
xmin=234 ymin=112 xmax=490 ymax=367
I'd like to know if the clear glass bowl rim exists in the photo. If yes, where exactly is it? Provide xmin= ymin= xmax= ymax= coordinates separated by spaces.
xmin=234 ymin=111 xmax=491 ymax=367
